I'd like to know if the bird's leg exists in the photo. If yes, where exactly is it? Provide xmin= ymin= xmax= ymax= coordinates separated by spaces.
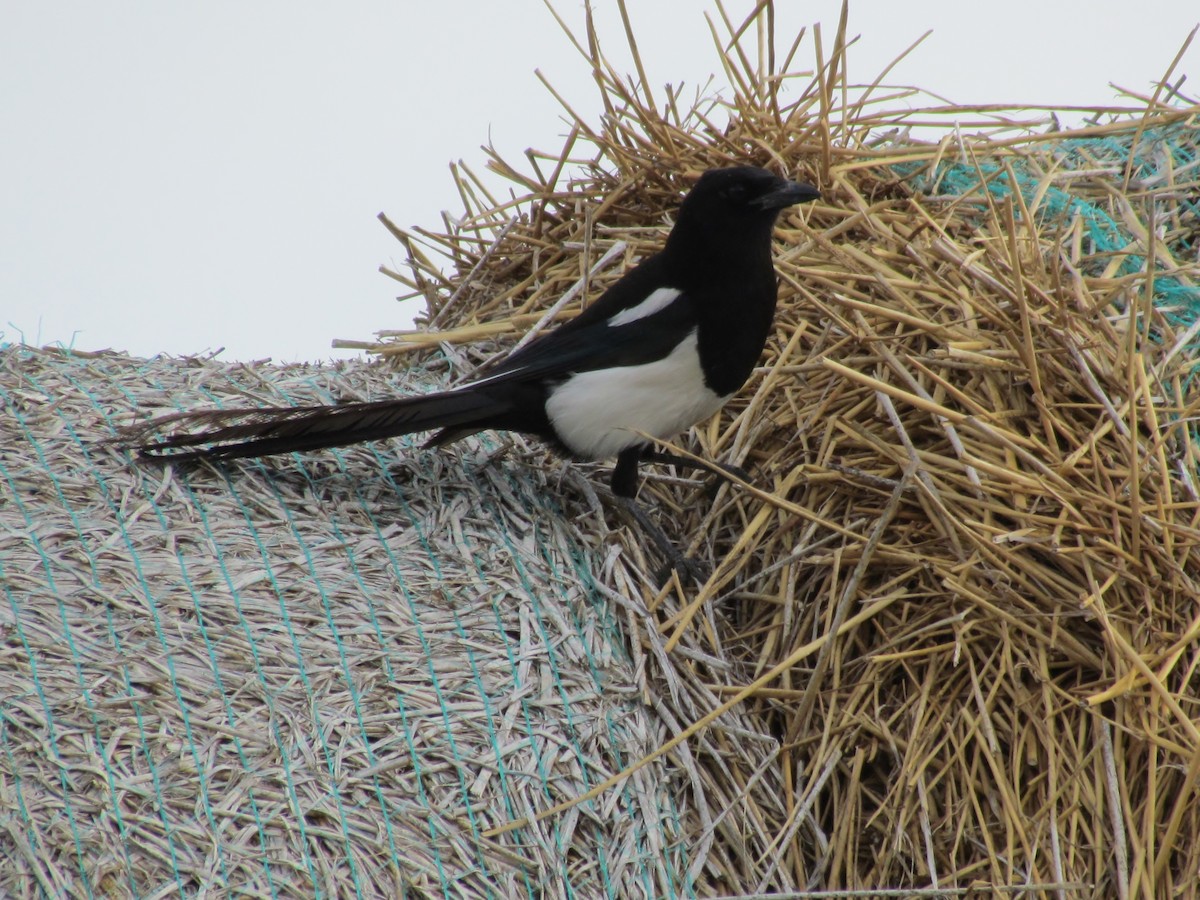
xmin=610 ymin=446 xmax=641 ymax=500
xmin=610 ymin=447 xmax=708 ymax=582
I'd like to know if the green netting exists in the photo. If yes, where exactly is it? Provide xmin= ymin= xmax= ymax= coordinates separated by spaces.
xmin=0 ymin=346 xmax=694 ymax=898
xmin=897 ymin=121 xmax=1200 ymax=330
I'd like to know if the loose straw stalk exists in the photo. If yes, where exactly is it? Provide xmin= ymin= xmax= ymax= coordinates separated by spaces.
xmin=369 ymin=1 xmax=1200 ymax=893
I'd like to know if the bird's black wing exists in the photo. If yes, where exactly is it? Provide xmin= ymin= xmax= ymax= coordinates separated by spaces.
xmin=467 ymin=251 xmax=697 ymax=386
xmin=466 ymin=283 xmax=697 ymax=389
xmin=117 ymin=289 xmax=700 ymax=461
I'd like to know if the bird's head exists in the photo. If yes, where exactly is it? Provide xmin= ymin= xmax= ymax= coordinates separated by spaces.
xmin=682 ymin=165 xmax=819 ymax=222
xmin=666 ymin=166 xmax=820 ymax=260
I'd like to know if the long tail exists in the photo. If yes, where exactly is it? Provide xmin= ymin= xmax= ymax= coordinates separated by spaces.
xmin=116 ymin=389 xmax=504 ymax=462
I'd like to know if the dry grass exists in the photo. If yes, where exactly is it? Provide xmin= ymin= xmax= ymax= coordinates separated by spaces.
xmin=359 ymin=3 xmax=1200 ymax=895
xmin=4 ymin=1 xmax=1200 ymax=896
xmin=0 ymin=350 xmax=712 ymax=897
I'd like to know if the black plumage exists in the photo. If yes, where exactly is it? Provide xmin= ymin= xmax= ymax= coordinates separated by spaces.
xmin=119 ymin=167 xmax=819 ymax=507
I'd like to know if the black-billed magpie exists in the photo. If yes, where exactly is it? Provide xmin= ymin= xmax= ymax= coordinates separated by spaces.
xmin=120 ymin=167 xmax=818 ymax=525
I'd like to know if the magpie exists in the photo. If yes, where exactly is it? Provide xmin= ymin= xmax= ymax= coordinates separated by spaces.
xmin=119 ymin=166 xmax=818 ymax=561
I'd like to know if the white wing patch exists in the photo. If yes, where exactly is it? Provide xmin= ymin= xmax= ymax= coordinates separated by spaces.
xmin=545 ymin=329 xmax=729 ymax=460
xmin=606 ymin=287 xmax=682 ymax=328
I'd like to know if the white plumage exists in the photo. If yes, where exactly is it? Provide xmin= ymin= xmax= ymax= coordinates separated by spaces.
xmin=544 ymin=329 xmax=728 ymax=460
xmin=606 ymin=287 xmax=683 ymax=328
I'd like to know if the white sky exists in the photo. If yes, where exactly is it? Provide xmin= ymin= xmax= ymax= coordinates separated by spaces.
xmin=3 ymin=1 xmax=1197 ymax=362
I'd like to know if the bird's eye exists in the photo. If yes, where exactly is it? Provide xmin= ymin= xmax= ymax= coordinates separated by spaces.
xmin=722 ymin=183 xmax=747 ymax=203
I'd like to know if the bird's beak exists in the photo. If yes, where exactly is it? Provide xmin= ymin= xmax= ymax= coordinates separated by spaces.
xmin=753 ymin=180 xmax=821 ymax=211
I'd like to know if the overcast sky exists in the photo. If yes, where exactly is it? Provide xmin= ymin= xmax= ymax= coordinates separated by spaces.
xmin=4 ymin=2 xmax=1197 ymax=362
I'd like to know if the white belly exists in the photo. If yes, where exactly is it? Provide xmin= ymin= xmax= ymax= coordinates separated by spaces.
xmin=544 ymin=330 xmax=729 ymax=460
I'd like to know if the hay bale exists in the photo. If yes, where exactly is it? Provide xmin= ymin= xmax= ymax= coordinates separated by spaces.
xmin=366 ymin=5 xmax=1200 ymax=895
xmin=5 ymin=2 xmax=1200 ymax=896
xmin=0 ymin=347 xmax=729 ymax=897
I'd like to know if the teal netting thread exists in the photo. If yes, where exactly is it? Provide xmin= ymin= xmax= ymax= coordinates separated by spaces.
xmin=896 ymin=123 xmax=1200 ymax=336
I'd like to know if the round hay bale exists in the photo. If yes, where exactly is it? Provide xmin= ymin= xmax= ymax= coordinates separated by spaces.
xmin=0 ymin=347 xmax=728 ymax=897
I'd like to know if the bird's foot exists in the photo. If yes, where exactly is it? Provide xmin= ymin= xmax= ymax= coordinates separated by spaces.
xmin=657 ymin=553 xmax=710 ymax=585
xmin=615 ymin=496 xmax=709 ymax=584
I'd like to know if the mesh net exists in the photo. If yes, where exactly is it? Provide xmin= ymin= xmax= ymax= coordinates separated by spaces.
xmin=0 ymin=347 xmax=694 ymax=898
xmin=899 ymin=123 xmax=1200 ymax=331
